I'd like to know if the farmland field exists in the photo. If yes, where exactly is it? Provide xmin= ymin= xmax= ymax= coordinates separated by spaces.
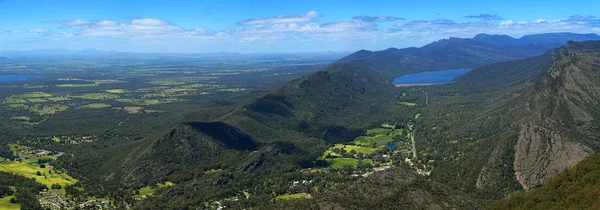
xmin=0 ymin=158 xmax=78 ymax=194
xmin=0 ymin=52 xmax=343 ymax=209
xmin=0 ymin=196 xmax=20 ymax=210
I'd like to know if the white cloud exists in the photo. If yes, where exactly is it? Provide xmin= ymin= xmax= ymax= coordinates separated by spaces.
xmin=352 ymin=16 xmax=403 ymax=22
xmin=4 ymin=14 xmax=600 ymax=52
xmin=499 ymin=20 xmax=515 ymax=26
xmin=67 ymin=19 xmax=92 ymax=25
xmin=237 ymin=11 xmax=320 ymax=25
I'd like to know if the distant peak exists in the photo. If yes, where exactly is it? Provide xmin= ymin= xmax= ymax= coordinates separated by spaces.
xmin=382 ymin=47 xmax=401 ymax=52
xmin=474 ymin=33 xmax=515 ymax=39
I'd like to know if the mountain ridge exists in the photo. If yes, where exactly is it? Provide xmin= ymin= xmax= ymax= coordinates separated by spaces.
xmin=337 ymin=32 xmax=600 ymax=77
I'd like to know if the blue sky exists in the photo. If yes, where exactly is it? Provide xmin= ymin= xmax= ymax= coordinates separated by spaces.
xmin=1 ymin=0 xmax=599 ymax=53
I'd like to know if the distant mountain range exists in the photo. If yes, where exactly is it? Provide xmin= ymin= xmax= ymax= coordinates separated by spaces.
xmin=337 ymin=32 xmax=600 ymax=76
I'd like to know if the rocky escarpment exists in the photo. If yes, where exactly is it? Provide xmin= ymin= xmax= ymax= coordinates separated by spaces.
xmin=514 ymin=124 xmax=591 ymax=189
xmin=473 ymin=41 xmax=600 ymax=192
xmin=513 ymin=42 xmax=600 ymax=190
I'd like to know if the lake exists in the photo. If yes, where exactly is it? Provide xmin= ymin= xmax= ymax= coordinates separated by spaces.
xmin=0 ymin=75 xmax=40 ymax=82
xmin=393 ymin=69 xmax=471 ymax=86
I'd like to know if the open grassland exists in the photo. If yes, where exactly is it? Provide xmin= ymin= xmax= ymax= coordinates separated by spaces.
xmin=9 ymin=144 xmax=32 ymax=153
xmin=82 ymin=103 xmax=112 ymax=108
xmin=397 ymin=101 xmax=417 ymax=106
xmin=73 ymin=93 xmax=119 ymax=100
xmin=0 ymin=196 xmax=20 ymax=210
xmin=29 ymin=104 xmax=69 ymax=115
xmin=0 ymin=157 xmax=77 ymax=194
xmin=325 ymin=158 xmax=373 ymax=168
xmin=366 ymin=128 xmax=391 ymax=136
xmin=322 ymin=144 xmax=381 ymax=159
xmin=132 ymin=182 xmax=174 ymax=199
xmin=275 ymin=193 xmax=312 ymax=201
xmin=55 ymin=79 xmax=126 ymax=88
xmin=105 ymin=89 xmax=127 ymax=94
xmin=354 ymin=128 xmax=401 ymax=147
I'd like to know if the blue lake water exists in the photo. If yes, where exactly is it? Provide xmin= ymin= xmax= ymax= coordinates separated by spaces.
xmin=0 ymin=75 xmax=40 ymax=82
xmin=393 ymin=69 xmax=471 ymax=85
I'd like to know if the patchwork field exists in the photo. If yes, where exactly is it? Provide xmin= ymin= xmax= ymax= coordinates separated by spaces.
xmin=320 ymin=127 xmax=407 ymax=168
xmin=82 ymin=103 xmax=112 ymax=108
xmin=0 ymin=156 xmax=77 ymax=194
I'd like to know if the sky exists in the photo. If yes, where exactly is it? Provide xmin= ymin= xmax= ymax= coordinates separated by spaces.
xmin=1 ymin=0 xmax=599 ymax=53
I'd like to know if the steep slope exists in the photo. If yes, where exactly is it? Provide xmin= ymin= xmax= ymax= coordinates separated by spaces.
xmin=338 ymin=33 xmax=600 ymax=76
xmin=264 ymin=167 xmax=481 ymax=210
xmin=229 ymin=61 xmax=407 ymax=143
xmin=421 ymin=41 xmax=600 ymax=198
xmin=489 ymin=152 xmax=600 ymax=210
xmin=510 ymin=41 xmax=600 ymax=189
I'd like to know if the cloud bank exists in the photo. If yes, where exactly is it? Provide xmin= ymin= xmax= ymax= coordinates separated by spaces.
xmin=2 ymin=12 xmax=600 ymax=52
xmin=237 ymin=11 xmax=320 ymax=25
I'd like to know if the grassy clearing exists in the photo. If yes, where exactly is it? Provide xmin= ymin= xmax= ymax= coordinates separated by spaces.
xmin=325 ymin=158 xmax=373 ymax=168
xmin=204 ymin=169 xmax=223 ymax=174
xmin=56 ymin=80 xmax=125 ymax=88
xmin=0 ymin=157 xmax=77 ymax=194
xmin=82 ymin=103 xmax=112 ymax=108
xmin=10 ymin=116 xmax=30 ymax=121
xmin=415 ymin=113 xmax=421 ymax=119
xmin=26 ymin=98 xmax=47 ymax=103
xmin=398 ymin=101 xmax=417 ymax=107
xmin=5 ymin=92 xmax=52 ymax=104
xmin=29 ymin=104 xmax=69 ymax=115
xmin=322 ymin=145 xmax=380 ymax=158
xmin=105 ymin=89 xmax=127 ymax=94
xmin=8 ymin=144 xmax=31 ymax=153
xmin=123 ymin=107 xmax=143 ymax=113
xmin=353 ymin=128 xmax=399 ymax=147
xmin=275 ymin=193 xmax=312 ymax=201
xmin=46 ymin=96 xmax=70 ymax=102
xmin=353 ymin=136 xmax=376 ymax=147
xmin=56 ymin=83 xmax=97 ymax=87
xmin=73 ymin=93 xmax=119 ymax=100
xmin=117 ymin=99 xmax=164 ymax=105
xmin=132 ymin=182 xmax=174 ymax=199
xmin=366 ymin=128 xmax=391 ymax=136
xmin=0 ymin=196 xmax=20 ymax=210
xmin=16 ymin=92 xmax=52 ymax=98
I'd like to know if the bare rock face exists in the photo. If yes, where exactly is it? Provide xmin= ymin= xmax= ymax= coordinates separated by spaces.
xmin=514 ymin=124 xmax=591 ymax=190
xmin=512 ymin=46 xmax=600 ymax=190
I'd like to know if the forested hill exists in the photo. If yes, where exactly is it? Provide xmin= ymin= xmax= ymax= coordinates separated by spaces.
xmin=337 ymin=32 xmax=600 ymax=76
xmin=263 ymin=167 xmax=481 ymax=209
